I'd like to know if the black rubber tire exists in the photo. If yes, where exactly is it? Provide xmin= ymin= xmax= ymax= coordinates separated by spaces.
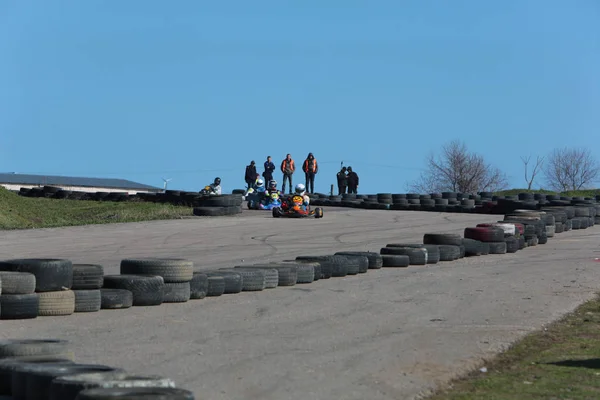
xmin=102 ymin=275 xmax=164 ymax=307
xmin=219 ymin=269 xmax=267 ymax=291
xmin=293 ymin=259 xmax=330 ymax=279
xmin=206 ymin=276 xmax=225 ymax=296
xmin=505 ymin=237 xmax=519 ymax=253
xmin=295 ymin=255 xmax=348 ymax=277
xmin=73 ymin=290 xmax=101 ymax=313
xmin=380 ymin=247 xmax=427 ymax=265
xmin=17 ymin=364 xmax=120 ymax=400
xmin=204 ymin=272 xmax=243 ymax=294
xmin=267 ymin=262 xmax=313 ymax=283
xmin=0 ymin=272 xmax=36 ymax=294
xmin=437 ymin=245 xmax=460 ymax=261
xmin=333 ymin=251 xmax=383 ymax=269
xmin=0 ymin=259 xmax=73 ymax=292
xmin=120 ymin=259 xmax=193 ymax=283
xmin=381 ymin=254 xmax=410 ymax=268
xmin=71 ymin=265 xmax=104 ymax=290
xmin=461 ymin=238 xmax=483 ymax=256
xmin=189 ymin=273 xmax=208 ymax=299
xmin=0 ymin=294 xmax=39 ymax=320
xmin=488 ymin=241 xmax=508 ymax=254
xmin=0 ymin=357 xmax=74 ymax=396
xmin=0 ymin=339 xmax=70 ymax=359
xmin=74 ymin=387 xmax=195 ymax=400
xmin=162 ymin=282 xmax=190 ymax=303
xmin=237 ymin=265 xmax=297 ymax=286
xmin=49 ymin=371 xmax=175 ymax=400
xmin=385 ymin=244 xmax=440 ymax=264
xmin=234 ymin=268 xmax=279 ymax=288
xmin=423 ymin=233 xmax=463 ymax=246
xmin=193 ymin=207 xmax=225 ymax=217
xmin=38 ymin=290 xmax=76 ymax=316
xmin=99 ymin=289 xmax=132 ymax=309
xmin=333 ymin=254 xmax=369 ymax=273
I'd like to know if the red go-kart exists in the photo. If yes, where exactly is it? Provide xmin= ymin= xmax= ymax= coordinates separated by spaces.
xmin=272 ymin=194 xmax=324 ymax=218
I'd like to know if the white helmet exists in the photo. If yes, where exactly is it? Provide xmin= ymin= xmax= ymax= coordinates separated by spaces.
xmin=294 ymin=183 xmax=306 ymax=195
xmin=256 ymin=178 xmax=264 ymax=187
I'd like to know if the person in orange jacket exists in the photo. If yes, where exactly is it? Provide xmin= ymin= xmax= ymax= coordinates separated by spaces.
xmin=280 ymin=154 xmax=295 ymax=194
xmin=302 ymin=152 xmax=318 ymax=194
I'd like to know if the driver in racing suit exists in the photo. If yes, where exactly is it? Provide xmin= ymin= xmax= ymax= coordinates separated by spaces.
xmin=285 ymin=183 xmax=310 ymax=213
xmin=208 ymin=177 xmax=222 ymax=195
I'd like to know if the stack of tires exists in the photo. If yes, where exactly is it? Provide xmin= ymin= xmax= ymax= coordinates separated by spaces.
xmin=0 ymin=338 xmax=195 ymax=399
xmin=0 ymin=271 xmax=38 ymax=319
xmin=192 ymin=194 xmax=243 ymax=217
xmin=104 ymin=258 xmax=194 ymax=306
xmin=0 ymin=259 xmax=75 ymax=318
xmin=72 ymin=265 xmax=104 ymax=313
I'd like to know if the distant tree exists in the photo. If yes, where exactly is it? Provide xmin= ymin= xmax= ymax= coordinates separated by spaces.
xmin=543 ymin=147 xmax=600 ymax=192
xmin=520 ymin=155 xmax=545 ymax=190
xmin=409 ymin=140 xmax=508 ymax=194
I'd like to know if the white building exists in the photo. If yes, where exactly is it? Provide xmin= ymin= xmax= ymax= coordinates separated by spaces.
xmin=0 ymin=173 xmax=162 ymax=195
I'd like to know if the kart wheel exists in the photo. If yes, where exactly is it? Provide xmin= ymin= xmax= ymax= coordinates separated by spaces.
xmin=247 ymin=201 xmax=254 ymax=210
xmin=315 ymin=207 xmax=324 ymax=218
xmin=272 ymin=207 xmax=282 ymax=218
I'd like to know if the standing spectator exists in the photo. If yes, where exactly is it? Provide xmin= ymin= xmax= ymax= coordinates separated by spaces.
xmin=263 ymin=156 xmax=275 ymax=184
xmin=302 ymin=152 xmax=318 ymax=194
xmin=347 ymin=166 xmax=359 ymax=194
xmin=336 ymin=166 xmax=348 ymax=195
xmin=245 ymin=160 xmax=257 ymax=190
xmin=280 ymin=154 xmax=295 ymax=194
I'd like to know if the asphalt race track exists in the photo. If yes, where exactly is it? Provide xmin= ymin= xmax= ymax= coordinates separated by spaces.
xmin=1 ymin=207 xmax=599 ymax=400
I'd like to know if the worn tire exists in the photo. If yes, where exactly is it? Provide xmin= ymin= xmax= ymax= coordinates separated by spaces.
xmin=75 ymin=387 xmax=195 ymax=400
xmin=488 ymin=241 xmax=508 ymax=254
xmin=504 ymin=237 xmax=519 ymax=253
xmin=206 ymin=276 xmax=225 ymax=296
xmin=0 ymin=259 xmax=73 ymax=292
xmin=189 ymin=273 xmax=208 ymax=299
xmin=380 ymin=247 xmax=427 ymax=265
xmin=385 ymin=244 xmax=440 ymax=264
xmin=73 ymin=290 xmax=101 ymax=313
xmin=0 ymin=339 xmax=70 ymax=359
xmin=381 ymin=254 xmax=410 ymax=268
xmin=49 ymin=371 xmax=175 ymax=400
xmin=464 ymin=227 xmax=505 ymax=242
xmin=100 ymin=289 xmax=133 ymax=310
xmin=0 ymin=272 xmax=36 ymax=294
xmin=334 ymin=251 xmax=383 ymax=269
xmin=0 ymin=357 xmax=74 ymax=396
xmin=19 ymin=364 xmax=120 ymax=400
xmin=294 ymin=259 xmax=331 ymax=279
xmin=295 ymin=256 xmax=348 ymax=277
xmin=71 ymin=265 xmax=104 ymax=290
xmin=437 ymin=245 xmax=460 ymax=261
xmin=102 ymin=275 xmax=164 ymax=306
xmin=204 ymin=271 xmax=242 ymax=294
xmin=38 ymin=290 xmax=76 ymax=316
xmin=240 ymin=264 xmax=297 ymax=286
xmin=219 ymin=269 xmax=267 ymax=291
xmin=333 ymin=254 xmax=369 ymax=273
xmin=120 ymin=259 xmax=193 ymax=283
xmin=162 ymin=282 xmax=190 ymax=303
xmin=234 ymin=268 xmax=279 ymax=288
xmin=423 ymin=233 xmax=463 ymax=246
xmin=462 ymin=238 xmax=483 ymax=256
xmin=0 ymin=294 xmax=39 ymax=320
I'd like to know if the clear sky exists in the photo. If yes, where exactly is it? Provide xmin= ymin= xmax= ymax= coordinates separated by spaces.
xmin=1 ymin=1 xmax=598 ymax=194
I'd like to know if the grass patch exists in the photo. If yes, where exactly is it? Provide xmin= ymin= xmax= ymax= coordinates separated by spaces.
xmin=0 ymin=187 xmax=193 ymax=230
xmin=427 ymin=295 xmax=600 ymax=400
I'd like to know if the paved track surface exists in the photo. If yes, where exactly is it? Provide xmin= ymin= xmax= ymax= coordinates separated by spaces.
xmin=1 ymin=208 xmax=599 ymax=400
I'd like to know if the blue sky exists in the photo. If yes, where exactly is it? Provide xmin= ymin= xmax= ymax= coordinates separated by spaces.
xmin=1 ymin=1 xmax=598 ymax=194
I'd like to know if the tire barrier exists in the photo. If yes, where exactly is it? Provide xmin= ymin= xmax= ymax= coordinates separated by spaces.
xmin=0 ymin=338 xmax=195 ymax=400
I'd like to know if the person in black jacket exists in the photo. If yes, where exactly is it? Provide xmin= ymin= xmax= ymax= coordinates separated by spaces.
xmin=263 ymin=156 xmax=276 ymax=183
xmin=347 ymin=166 xmax=359 ymax=194
xmin=336 ymin=167 xmax=347 ymax=195
xmin=245 ymin=160 xmax=257 ymax=189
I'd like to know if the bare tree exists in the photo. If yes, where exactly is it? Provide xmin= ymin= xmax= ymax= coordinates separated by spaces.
xmin=409 ymin=140 xmax=508 ymax=194
xmin=520 ymin=155 xmax=545 ymax=190
xmin=543 ymin=147 xmax=600 ymax=192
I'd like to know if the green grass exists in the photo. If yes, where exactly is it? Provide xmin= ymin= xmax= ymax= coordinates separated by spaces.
xmin=0 ymin=187 xmax=193 ymax=230
xmin=427 ymin=295 xmax=600 ymax=400
xmin=494 ymin=188 xmax=600 ymax=198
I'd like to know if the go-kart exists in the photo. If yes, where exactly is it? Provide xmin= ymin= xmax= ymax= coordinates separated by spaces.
xmin=272 ymin=195 xmax=324 ymax=218
xmin=246 ymin=189 xmax=282 ymax=210
xmin=199 ymin=186 xmax=218 ymax=196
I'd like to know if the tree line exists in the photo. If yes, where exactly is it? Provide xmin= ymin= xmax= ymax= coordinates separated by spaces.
xmin=409 ymin=140 xmax=600 ymax=194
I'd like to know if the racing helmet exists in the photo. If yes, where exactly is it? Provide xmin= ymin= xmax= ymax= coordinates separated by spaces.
xmin=256 ymin=178 xmax=264 ymax=187
xmin=214 ymin=177 xmax=221 ymax=185
xmin=294 ymin=183 xmax=306 ymax=195
xmin=269 ymin=180 xmax=277 ymax=189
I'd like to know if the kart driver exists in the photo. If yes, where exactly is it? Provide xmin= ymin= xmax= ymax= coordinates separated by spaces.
xmin=208 ymin=177 xmax=222 ymax=195
xmin=289 ymin=183 xmax=310 ymax=212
